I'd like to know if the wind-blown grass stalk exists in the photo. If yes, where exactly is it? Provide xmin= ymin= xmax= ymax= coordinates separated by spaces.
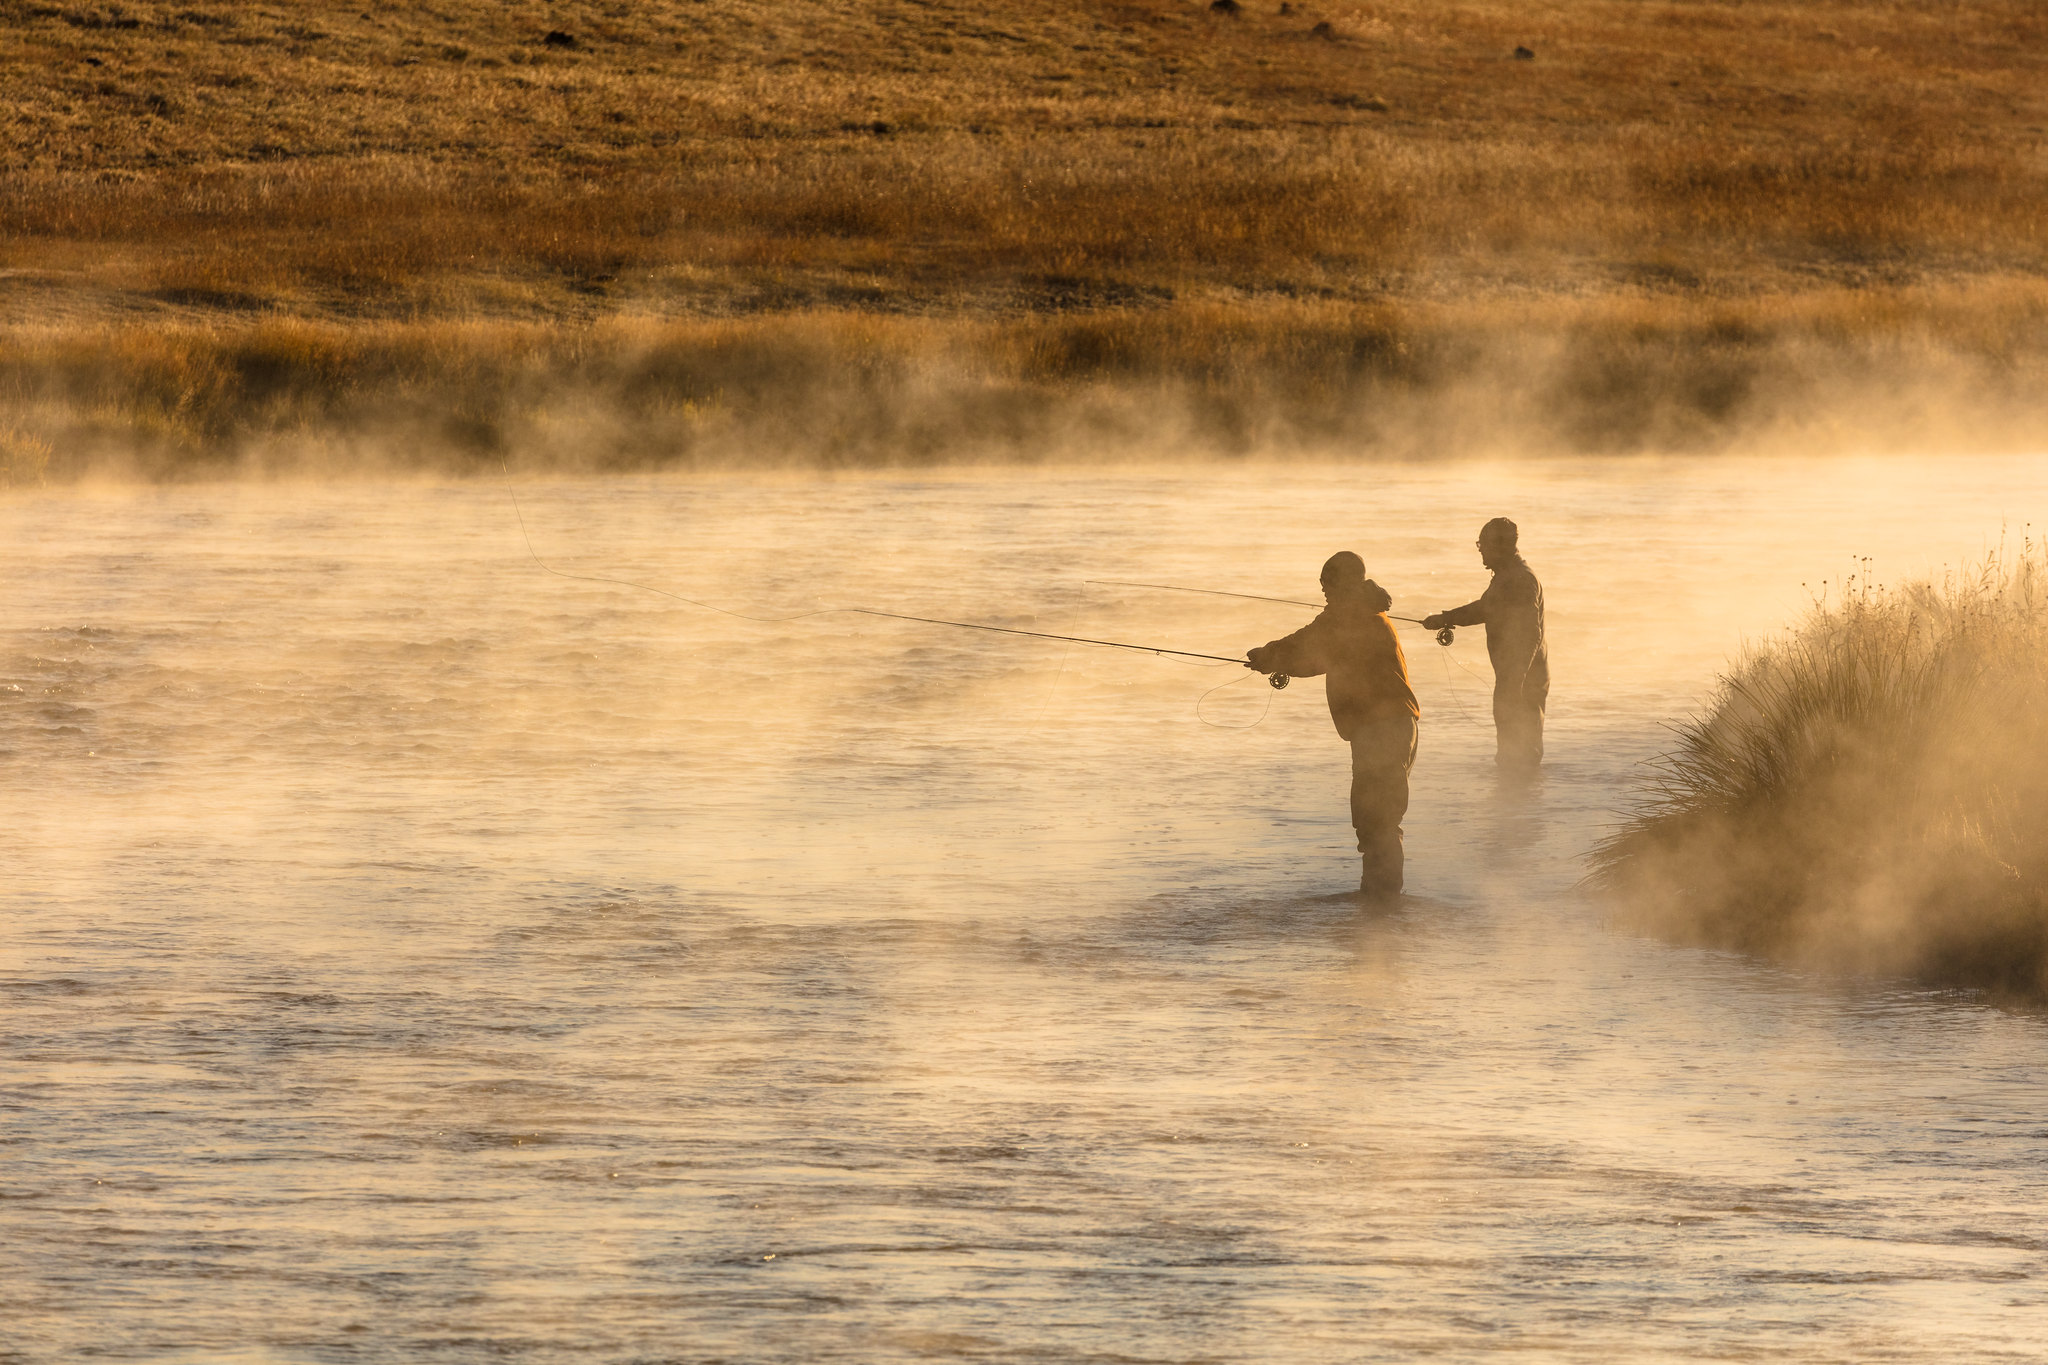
xmin=1592 ymin=552 xmax=2048 ymax=995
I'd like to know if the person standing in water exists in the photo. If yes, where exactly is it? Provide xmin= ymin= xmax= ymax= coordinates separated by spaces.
xmin=1423 ymin=517 xmax=1548 ymax=773
xmin=1246 ymin=551 xmax=1420 ymax=898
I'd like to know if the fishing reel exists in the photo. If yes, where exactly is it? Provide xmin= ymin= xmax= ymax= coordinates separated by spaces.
xmin=1435 ymin=625 xmax=1456 ymax=647
xmin=1267 ymin=673 xmax=1290 ymax=690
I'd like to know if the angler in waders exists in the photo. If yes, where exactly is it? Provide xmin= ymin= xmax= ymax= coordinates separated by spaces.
xmin=1423 ymin=517 xmax=1548 ymax=774
xmin=1245 ymin=551 xmax=1420 ymax=898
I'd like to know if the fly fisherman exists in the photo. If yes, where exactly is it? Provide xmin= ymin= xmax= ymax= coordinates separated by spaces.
xmin=1423 ymin=517 xmax=1548 ymax=774
xmin=1246 ymin=551 xmax=1420 ymax=898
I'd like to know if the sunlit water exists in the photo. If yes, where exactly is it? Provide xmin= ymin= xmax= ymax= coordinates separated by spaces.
xmin=6 ymin=456 xmax=2048 ymax=1363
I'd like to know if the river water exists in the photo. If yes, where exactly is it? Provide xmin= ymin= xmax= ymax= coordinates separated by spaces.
xmin=5 ymin=456 xmax=2047 ymax=1363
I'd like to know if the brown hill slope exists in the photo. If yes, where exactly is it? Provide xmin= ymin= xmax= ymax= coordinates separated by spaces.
xmin=1 ymin=0 xmax=2045 ymax=476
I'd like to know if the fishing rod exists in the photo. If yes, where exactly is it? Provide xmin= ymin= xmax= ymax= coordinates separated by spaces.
xmin=1088 ymin=579 xmax=1458 ymax=646
xmin=501 ymin=472 xmax=1294 ymax=700
xmin=846 ymin=608 xmax=1293 ymax=688
xmin=1088 ymin=575 xmax=1490 ymax=717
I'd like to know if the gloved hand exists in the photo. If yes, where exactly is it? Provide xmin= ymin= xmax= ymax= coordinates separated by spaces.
xmin=1245 ymin=646 xmax=1269 ymax=671
xmin=1421 ymin=613 xmax=1447 ymax=631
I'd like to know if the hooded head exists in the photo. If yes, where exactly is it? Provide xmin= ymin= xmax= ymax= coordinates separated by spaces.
xmin=1321 ymin=551 xmax=1393 ymax=613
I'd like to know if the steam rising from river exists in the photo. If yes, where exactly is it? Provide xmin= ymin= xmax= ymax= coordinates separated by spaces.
xmin=12 ymin=302 xmax=2048 ymax=483
xmin=5 ymin=456 xmax=2048 ymax=1360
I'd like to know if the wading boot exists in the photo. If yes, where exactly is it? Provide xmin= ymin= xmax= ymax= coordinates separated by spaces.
xmin=1358 ymin=846 xmax=1402 ymax=902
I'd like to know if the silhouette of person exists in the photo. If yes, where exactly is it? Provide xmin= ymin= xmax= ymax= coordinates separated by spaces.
xmin=1246 ymin=551 xmax=1420 ymax=897
xmin=1424 ymin=517 xmax=1547 ymax=773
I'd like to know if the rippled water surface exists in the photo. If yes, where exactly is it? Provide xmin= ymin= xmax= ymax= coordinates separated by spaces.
xmin=6 ymin=456 xmax=2048 ymax=1362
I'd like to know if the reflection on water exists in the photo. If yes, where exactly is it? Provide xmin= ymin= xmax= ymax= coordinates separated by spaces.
xmin=5 ymin=457 xmax=2048 ymax=1361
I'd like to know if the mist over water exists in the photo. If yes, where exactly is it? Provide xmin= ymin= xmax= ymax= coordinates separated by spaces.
xmin=6 ymin=455 xmax=2048 ymax=1362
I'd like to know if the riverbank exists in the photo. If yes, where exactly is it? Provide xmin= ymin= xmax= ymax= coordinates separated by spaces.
xmin=2 ymin=0 xmax=2043 ymax=479
xmin=6 ymin=282 xmax=2046 ymax=482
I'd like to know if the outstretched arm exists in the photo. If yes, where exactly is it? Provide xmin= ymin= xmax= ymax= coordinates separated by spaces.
xmin=1246 ymin=615 xmax=1331 ymax=677
xmin=1423 ymin=597 xmax=1487 ymax=631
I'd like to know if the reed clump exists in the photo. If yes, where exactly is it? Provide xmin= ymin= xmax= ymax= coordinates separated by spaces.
xmin=1592 ymin=552 xmax=2048 ymax=997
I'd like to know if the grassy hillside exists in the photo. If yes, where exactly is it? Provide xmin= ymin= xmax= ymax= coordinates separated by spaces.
xmin=2 ymin=0 xmax=2045 ymax=476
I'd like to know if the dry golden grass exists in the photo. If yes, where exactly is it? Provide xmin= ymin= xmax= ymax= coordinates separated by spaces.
xmin=0 ymin=0 xmax=2043 ymax=475
xmin=7 ymin=280 xmax=2044 ymax=478
xmin=1593 ymin=550 xmax=2048 ymax=997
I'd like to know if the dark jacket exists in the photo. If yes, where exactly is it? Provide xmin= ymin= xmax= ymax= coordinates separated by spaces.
xmin=1247 ymin=583 xmax=1420 ymax=741
xmin=1442 ymin=555 xmax=1548 ymax=700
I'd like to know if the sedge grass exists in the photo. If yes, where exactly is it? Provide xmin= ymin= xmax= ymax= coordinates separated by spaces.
xmin=1591 ymin=550 xmax=2048 ymax=997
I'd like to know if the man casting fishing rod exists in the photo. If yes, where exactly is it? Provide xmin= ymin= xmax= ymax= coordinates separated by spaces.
xmin=1423 ymin=517 xmax=1548 ymax=775
xmin=1244 ymin=551 xmax=1420 ymax=899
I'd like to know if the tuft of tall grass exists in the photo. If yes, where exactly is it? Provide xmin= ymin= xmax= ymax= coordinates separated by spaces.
xmin=0 ymin=426 xmax=52 ymax=486
xmin=1591 ymin=550 xmax=2048 ymax=996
